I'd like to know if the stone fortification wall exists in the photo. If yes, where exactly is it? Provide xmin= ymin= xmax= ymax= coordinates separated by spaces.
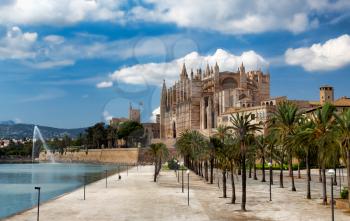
xmin=39 ymin=148 xmax=139 ymax=164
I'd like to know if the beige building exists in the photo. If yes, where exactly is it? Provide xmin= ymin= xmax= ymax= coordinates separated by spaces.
xmin=160 ymin=63 xmax=350 ymax=140
xmin=160 ymin=62 xmax=270 ymax=138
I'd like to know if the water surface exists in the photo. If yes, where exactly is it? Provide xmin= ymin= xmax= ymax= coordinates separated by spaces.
xmin=0 ymin=163 xmax=121 ymax=219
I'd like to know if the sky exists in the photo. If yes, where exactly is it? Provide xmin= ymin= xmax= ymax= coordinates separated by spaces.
xmin=0 ymin=0 xmax=350 ymax=128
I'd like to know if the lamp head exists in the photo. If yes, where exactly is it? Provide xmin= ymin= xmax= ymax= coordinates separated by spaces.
xmin=180 ymin=162 xmax=184 ymax=166
xmin=34 ymin=186 xmax=40 ymax=190
xmin=186 ymin=170 xmax=190 ymax=174
xmin=268 ymin=162 xmax=272 ymax=167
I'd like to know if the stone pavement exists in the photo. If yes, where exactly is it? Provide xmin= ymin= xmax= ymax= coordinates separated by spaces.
xmin=5 ymin=166 xmax=350 ymax=221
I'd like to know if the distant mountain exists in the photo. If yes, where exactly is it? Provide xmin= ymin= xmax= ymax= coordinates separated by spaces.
xmin=0 ymin=123 xmax=86 ymax=139
xmin=0 ymin=120 xmax=16 ymax=126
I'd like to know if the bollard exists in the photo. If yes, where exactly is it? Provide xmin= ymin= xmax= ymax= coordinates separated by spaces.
xmin=127 ymin=164 xmax=128 ymax=176
xmin=34 ymin=187 xmax=41 ymax=221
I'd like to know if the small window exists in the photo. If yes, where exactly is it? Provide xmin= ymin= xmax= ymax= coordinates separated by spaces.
xmin=251 ymin=114 xmax=255 ymax=120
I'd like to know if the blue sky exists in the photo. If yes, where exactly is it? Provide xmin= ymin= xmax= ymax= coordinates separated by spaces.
xmin=0 ymin=0 xmax=350 ymax=128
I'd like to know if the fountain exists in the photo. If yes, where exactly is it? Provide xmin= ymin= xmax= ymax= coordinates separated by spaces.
xmin=32 ymin=125 xmax=55 ymax=163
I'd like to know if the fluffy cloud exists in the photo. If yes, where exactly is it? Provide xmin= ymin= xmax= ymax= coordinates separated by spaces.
xmin=150 ymin=107 xmax=160 ymax=123
xmin=1 ymin=1 xmax=350 ymax=35
xmin=96 ymin=81 xmax=113 ymax=88
xmin=0 ymin=0 xmax=125 ymax=26
xmin=285 ymin=34 xmax=350 ymax=71
xmin=0 ymin=26 xmax=37 ymax=59
xmin=130 ymin=0 xmax=350 ymax=34
xmin=105 ymin=49 xmax=268 ymax=86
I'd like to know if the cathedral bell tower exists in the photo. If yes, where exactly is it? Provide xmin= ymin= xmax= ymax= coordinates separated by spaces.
xmin=239 ymin=62 xmax=247 ymax=89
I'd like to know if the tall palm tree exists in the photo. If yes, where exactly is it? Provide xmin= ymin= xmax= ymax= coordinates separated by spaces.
xmin=229 ymin=112 xmax=261 ymax=211
xmin=271 ymin=101 xmax=300 ymax=191
xmin=214 ymin=125 xmax=230 ymax=197
xmin=294 ymin=117 xmax=316 ymax=199
xmin=256 ymin=135 xmax=268 ymax=182
xmin=335 ymin=109 xmax=350 ymax=206
xmin=149 ymin=143 xmax=169 ymax=182
xmin=307 ymin=103 xmax=337 ymax=205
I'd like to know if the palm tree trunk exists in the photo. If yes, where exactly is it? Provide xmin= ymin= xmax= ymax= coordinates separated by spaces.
xmin=154 ymin=159 xmax=158 ymax=182
xmin=319 ymin=168 xmax=322 ymax=182
xmin=262 ymin=156 xmax=266 ymax=182
xmin=291 ymin=165 xmax=296 ymax=191
xmin=288 ymin=157 xmax=292 ymax=177
xmin=322 ymin=167 xmax=327 ymax=205
xmin=280 ymin=155 xmax=284 ymax=188
xmin=241 ymin=152 xmax=247 ymax=211
xmin=333 ymin=167 xmax=337 ymax=185
xmin=298 ymin=159 xmax=301 ymax=179
xmin=231 ymin=162 xmax=236 ymax=204
xmin=205 ymin=161 xmax=209 ymax=182
xmin=347 ymin=150 xmax=350 ymax=207
xmin=222 ymin=169 xmax=227 ymax=198
xmin=248 ymin=164 xmax=252 ymax=178
xmin=253 ymin=162 xmax=258 ymax=180
xmin=210 ymin=157 xmax=214 ymax=184
xmin=306 ymin=151 xmax=311 ymax=199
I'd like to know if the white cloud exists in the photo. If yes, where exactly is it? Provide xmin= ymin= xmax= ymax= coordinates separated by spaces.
xmin=0 ymin=0 xmax=125 ymax=26
xmin=103 ymin=110 xmax=113 ymax=122
xmin=44 ymin=35 xmax=65 ymax=44
xmin=106 ymin=48 xmax=268 ymax=86
xmin=31 ymin=59 xmax=75 ymax=69
xmin=129 ymin=0 xmax=350 ymax=35
xmin=0 ymin=26 xmax=37 ymax=59
xmin=96 ymin=81 xmax=113 ymax=88
xmin=285 ymin=34 xmax=350 ymax=71
xmin=150 ymin=106 xmax=160 ymax=123
xmin=0 ymin=1 xmax=349 ymax=35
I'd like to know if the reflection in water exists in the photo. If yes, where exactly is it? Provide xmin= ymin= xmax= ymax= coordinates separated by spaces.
xmin=0 ymin=163 xmax=122 ymax=219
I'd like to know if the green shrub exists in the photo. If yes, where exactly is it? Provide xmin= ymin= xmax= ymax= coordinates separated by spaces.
xmin=340 ymin=187 xmax=348 ymax=199
xmin=167 ymin=158 xmax=179 ymax=170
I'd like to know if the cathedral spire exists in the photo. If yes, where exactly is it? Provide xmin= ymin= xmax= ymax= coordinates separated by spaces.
xmin=180 ymin=63 xmax=188 ymax=79
xmin=205 ymin=63 xmax=210 ymax=76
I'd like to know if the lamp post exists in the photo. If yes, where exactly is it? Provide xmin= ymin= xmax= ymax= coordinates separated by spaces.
xmin=83 ymin=175 xmax=86 ymax=200
xmin=268 ymin=162 xmax=272 ymax=201
xmin=186 ymin=170 xmax=190 ymax=206
xmin=177 ymin=162 xmax=180 ymax=183
xmin=34 ymin=186 xmax=41 ymax=221
xmin=327 ymin=169 xmax=335 ymax=221
xmin=180 ymin=161 xmax=184 ymax=193
xmin=105 ymin=170 xmax=108 ymax=188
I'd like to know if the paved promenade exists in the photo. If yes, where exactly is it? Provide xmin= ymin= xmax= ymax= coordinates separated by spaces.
xmin=5 ymin=166 xmax=350 ymax=221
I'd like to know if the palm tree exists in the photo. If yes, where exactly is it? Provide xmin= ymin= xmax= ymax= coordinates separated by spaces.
xmin=149 ymin=143 xmax=169 ymax=182
xmin=294 ymin=117 xmax=316 ymax=199
xmin=271 ymin=101 xmax=300 ymax=191
xmin=335 ymin=109 xmax=350 ymax=206
xmin=256 ymin=135 xmax=268 ymax=182
xmin=229 ymin=112 xmax=261 ymax=211
xmin=307 ymin=103 xmax=337 ymax=205
xmin=214 ymin=125 xmax=230 ymax=197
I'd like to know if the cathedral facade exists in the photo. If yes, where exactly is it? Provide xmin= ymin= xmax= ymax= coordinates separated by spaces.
xmin=160 ymin=62 xmax=270 ymax=139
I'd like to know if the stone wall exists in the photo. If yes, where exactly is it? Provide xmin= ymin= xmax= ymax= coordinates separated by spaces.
xmin=39 ymin=148 xmax=139 ymax=164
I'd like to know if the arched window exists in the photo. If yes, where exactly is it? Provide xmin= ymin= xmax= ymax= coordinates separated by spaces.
xmin=270 ymin=101 xmax=273 ymax=106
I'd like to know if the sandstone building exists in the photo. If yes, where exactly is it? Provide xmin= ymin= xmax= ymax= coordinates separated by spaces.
xmin=160 ymin=64 xmax=350 ymax=140
xmin=160 ymin=62 xmax=270 ymax=138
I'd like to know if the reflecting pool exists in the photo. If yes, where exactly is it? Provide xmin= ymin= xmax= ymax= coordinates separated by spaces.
xmin=0 ymin=163 xmax=121 ymax=219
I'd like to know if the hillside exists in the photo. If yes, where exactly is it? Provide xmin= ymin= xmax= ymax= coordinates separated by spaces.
xmin=0 ymin=123 xmax=86 ymax=139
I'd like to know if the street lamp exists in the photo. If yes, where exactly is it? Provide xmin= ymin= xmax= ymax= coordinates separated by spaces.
xmin=186 ymin=170 xmax=190 ymax=206
xmin=34 ymin=186 xmax=41 ymax=221
xmin=327 ymin=169 xmax=335 ymax=221
xmin=180 ymin=161 xmax=184 ymax=193
xmin=268 ymin=162 xmax=272 ymax=201
xmin=177 ymin=162 xmax=180 ymax=183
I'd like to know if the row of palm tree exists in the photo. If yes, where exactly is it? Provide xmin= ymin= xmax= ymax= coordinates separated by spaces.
xmin=175 ymin=101 xmax=350 ymax=211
